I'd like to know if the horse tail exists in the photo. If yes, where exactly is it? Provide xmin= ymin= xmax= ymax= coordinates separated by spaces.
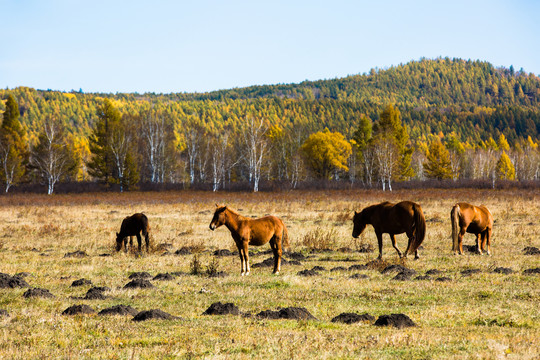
xmin=281 ymin=221 xmax=290 ymax=250
xmin=451 ymin=204 xmax=460 ymax=252
xmin=410 ymin=203 xmax=426 ymax=253
xmin=141 ymin=213 xmax=150 ymax=236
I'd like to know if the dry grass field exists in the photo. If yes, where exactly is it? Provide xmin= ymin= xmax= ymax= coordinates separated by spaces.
xmin=0 ymin=189 xmax=538 ymax=359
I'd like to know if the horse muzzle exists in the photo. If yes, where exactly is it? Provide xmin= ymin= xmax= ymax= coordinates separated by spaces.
xmin=209 ymin=224 xmax=215 ymax=231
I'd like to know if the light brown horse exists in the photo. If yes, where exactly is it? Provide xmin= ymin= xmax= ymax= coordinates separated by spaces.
xmin=451 ymin=202 xmax=493 ymax=255
xmin=116 ymin=213 xmax=150 ymax=253
xmin=209 ymin=205 xmax=289 ymax=275
xmin=352 ymin=201 xmax=426 ymax=259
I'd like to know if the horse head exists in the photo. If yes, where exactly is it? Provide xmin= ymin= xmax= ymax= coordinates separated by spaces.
xmin=209 ymin=204 xmax=227 ymax=230
xmin=115 ymin=232 xmax=124 ymax=251
xmin=352 ymin=210 xmax=367 ymax=238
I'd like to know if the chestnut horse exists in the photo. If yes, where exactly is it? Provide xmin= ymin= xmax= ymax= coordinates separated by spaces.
xmin=209 ymin=205 xmax=289 ymax=275
xmin=116 ymin=213 xmax=150 ymax=252
xmin=352 ymin=201 xmax=426 ymax=259
xmin=451 ymin=202 xmax=493 ymax=255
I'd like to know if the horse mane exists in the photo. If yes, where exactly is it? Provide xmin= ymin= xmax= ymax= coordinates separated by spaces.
xmin=220 ymin=206 xmax=248 ymax=221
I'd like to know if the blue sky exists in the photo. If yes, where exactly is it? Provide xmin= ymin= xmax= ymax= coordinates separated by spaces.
xmin=2 ymin=0 xmax=539 ymax=93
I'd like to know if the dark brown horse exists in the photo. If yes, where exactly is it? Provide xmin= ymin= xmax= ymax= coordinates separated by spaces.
xmin=116 ymin=213 xmax=150 ymax=252
xmin=209 ymin=205 xmax=289 ymax=275
xmin=451 ymin=202 xmax=493 ymax=255
xmin=352 ymin=201 xmax=426 ymax=259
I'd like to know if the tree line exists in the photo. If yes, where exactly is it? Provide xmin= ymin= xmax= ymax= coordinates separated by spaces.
xmin=1 ymin=94 xmax=538 ymax=194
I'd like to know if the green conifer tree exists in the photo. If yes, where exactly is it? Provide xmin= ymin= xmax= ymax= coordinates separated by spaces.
xmin=424 ymin=137 xmax=452 ymax=180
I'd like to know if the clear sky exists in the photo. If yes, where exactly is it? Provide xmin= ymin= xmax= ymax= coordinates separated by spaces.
xmin=2 ymin=0 xmax=539 ymax=94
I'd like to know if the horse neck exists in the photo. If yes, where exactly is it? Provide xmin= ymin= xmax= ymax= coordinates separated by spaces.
xmin=223 ymin=209 xmax=245 ymax=233
xmin=361 ymin=207 xmax=375 ymax=224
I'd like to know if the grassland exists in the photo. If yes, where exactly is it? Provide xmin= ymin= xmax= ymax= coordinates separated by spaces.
xmin=0 ymin=189 xmax=538 ymax=359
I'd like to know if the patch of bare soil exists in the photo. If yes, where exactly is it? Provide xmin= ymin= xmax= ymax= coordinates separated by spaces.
xmin=311 ymin=266 xmax=326 ymax=271
xmin=213 ymin=249 xmax=233 ymax=256
xmin=0 ymin=273 xmax=29 ymax=288
xmin=62 ymin=304 xmax=96 ymax=315
xmin=297 ymin=269 xmax=319 ymax=276
xmin=82 ymin=287 xmax=110 ymax=300
xmin=285 ymin=251 xmax=308 ymax=260
xmin=415 ymin=275 xmax=431 ymax=280
xmin=493 ymin=267 xmax=514 ymax=274
xmin=374 ymin=314 xmax=416 ymax=328
xmin=128 ymin=272 xmax=152 ymax=279
xmin=349 ymin=264 xmax=368 ymax=271
xmin=350 ymin=273 xmax=370 ymax=280
xmin=71 ymin=278 xmax=92 ymax=287
xmin=132 ymin=309 xmax=179 ymax=321
xmin=256 ymin=307 xmax=317 ymax=320
xmin=203 ymin=302 xmax=240 ymax=316
xmin=153 ymin=273 xmax=176 ymax=281
xmin=435 ymin=276 xmax=452 ymax=282
xmin=252 ymin=257 xmax=301 ymax=268
xmin=425 ymin=269 xmax=444 ymax=275
xmin=124 ymin=279 xmax=154 ymax=289
xmin=523 ymin=246 xmax=540 ymax=255
xmin=23 ymin=288 xmax=55 ymax=298
xmin=64 ymin=250 xmax=88 ymax=258
xmin=330 ymin=266 xmax=347 ymax=272
xmin=523 ymin=267 xmax=540 ymax=275
xmin=331 ymin=312 xmax=375 ymax=324
xmin=392 ymin=272 xmax=413 ymax=281
xmin=99 ymin=305 xmax=138 ymax=316
xmin=461 ymin=268 xmax=482 ymax=276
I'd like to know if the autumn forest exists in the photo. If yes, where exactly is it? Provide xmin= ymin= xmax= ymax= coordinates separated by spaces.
xmin=1 ymin=58 xmax=539 ymax=194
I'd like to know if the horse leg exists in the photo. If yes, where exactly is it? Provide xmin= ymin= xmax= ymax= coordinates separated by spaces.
xmin=242 ymin=241 xmax=250 ymax=276
xmin=270 ymin=236 xmax=282 ymax=275
xmin=136 ymin=234 xmax=142 ymax=253
xmin=236 ymin=243 xmax=245 ymax=275
xmin=129 ymin=236 xmax=134 ymax=251
xmin=145 ymin=232 xmax=150 ymax=252
xmin=485 ymin=228 xmax=492 ymax=255
xmin=389 ymin=234 xmax=403 ymax=258
xmin=123 ymin=237 xmax=128 ymax=252
xmin=475 ymin=233 xmax=482 ymax=255
xmin=458 ymin=229 xmax=466 ymax=255
xmin=376 ymin=231 xmax=384 ymax=259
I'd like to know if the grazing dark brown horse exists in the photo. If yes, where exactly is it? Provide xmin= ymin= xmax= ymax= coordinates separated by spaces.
xmin=352 ymin=201 xmax=426 ymax=259
xmin=209 ymin=205 xmax=289 ymax=275
xmin=451 ymin=202 xmax=493 ymax=255
xmin=116 ymin=213 xmax=150 ymax=253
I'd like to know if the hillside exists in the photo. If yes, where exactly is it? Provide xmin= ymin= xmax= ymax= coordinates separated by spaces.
xmin=1 ymin=57 xmax=540 ymax=145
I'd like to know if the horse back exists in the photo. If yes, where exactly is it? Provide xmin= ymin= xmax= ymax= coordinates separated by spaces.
xmin=243 ymin=215 xmax=283 ymax=246
xmin=457 ymin=202 xmax=492 ymax=232
xmin=120 ymin=213 xmax=148 ymax=236
xmin=370 ymin=201 xmax=417 ymax=234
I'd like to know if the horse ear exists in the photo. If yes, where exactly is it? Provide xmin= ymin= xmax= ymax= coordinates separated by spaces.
xmin=354 ymin=211 xmax=358 ymax=215
xmin=215 ymin=203 xmax=219 ymax=207
xmin=116 ymin=232 xmax=119 ymax=236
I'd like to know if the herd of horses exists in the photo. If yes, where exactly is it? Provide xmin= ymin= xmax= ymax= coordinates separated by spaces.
xmin=115 ymin=201 xmax=494 ymax=276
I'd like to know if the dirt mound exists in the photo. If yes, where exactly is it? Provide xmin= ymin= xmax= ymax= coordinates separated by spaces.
xmin=461 ymin=268 xmax=482 ymax=276
xmin=349 ymin=264 xmax=368 ymax=271
xmin=71 ymin=278 xmax=92 ymax=287
xmin=128 ymin=272 xmax=152 ymax=279
xmin=286 ymin=251 xmax=308 ymax=260
xmin=257 ymin=307 xmax=317 ymax=320
xmin=392 ymin=271 xmax=413 ymax=281
xmin=213 ymin=249 xmax=234 ymax=256
xmin=523 ymin=246 xmax=540 ymax=255
xmin=374 ymin=313 xmax=416 ymax=328
xmin=523 ymin=267 xmax=540 ymax=275
xmin=174 ymin=247 xmax=193 ymax=255
xmin=297 ymin=269 xmax=319 ymax=277
xmin=15 ymin=272 xmax=31 ymax=278
xmin=99 ymin=253 xmax=111 ymax=257
xmin=23 ymin=288 xmax=55 ymax=298
xmin=99 ymin=305 xmax=138 ymax=316
xmin=330 ymin=266 xmax=347 ymax=272
xmin=62 ymin=304 xmax=96 ymax=316
xmin=435 ymin=276 xmax=452 ymax=282
xmin=132 ymin=309 xmax=178 ymax=321
xmin=203 ymin=302 xmax=240 ymax=316
xmin=415 ymin=275 xmax=431 ymax=280
xmin=311 ymin=266 xmax=326 ymax=271
xmin=493 ymin=267 xmax=514 ymax=274
xmin=356 ymin=244 xmax=374 ymax=253
xmin=0 ymin=309 xmax=8 ymax=317
xmin=382 ymin=265 xmax=415 ymax=275
xmin=462 ymin=245 xmax=480 ymax=254
xmin=83 ymin=287 xmax=109 ymax=300
xmin=252 ymin=257 xmax=300 ymax=268
xmin=349 ymin=273 xmax=369 ymax=279
xmin=153 ymin=273 xmax=176 ymax=281
xmin=124 ymin=279 xmax=155 ymax=289
xmin=425 ymin=269 xmax=443 ymax=275
xmin=64 ymin=250 xmax=88 ymax=258
xmin=331 ymin=312 xmax=375 ymax=324
xmin=0 ymin=273 xmax=30 ymax=288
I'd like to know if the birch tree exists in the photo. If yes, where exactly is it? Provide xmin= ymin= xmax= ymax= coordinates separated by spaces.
xmin=242 ymin=116 xmax=268 ymax=192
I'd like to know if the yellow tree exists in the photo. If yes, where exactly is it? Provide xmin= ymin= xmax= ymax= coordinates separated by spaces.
xmin=496 ymin=151 xmax=516 ymax=180
xmin=424 ymin=137 xmax=452 ymax=180
xmin=301 ymin=128 xmax=351 ymax=179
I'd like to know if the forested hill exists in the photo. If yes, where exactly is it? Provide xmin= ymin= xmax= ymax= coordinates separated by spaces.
xmin=1 ymin=57 xmax=540 ymax=145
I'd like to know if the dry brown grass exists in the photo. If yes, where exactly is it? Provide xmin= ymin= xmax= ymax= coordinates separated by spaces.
xmin=0 ymin=188 xmax=538 ymax=359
